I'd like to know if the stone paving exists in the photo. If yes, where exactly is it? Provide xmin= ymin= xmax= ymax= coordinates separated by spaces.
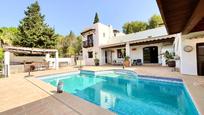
xmin=0 ymin=65 xmax=203 ymax=115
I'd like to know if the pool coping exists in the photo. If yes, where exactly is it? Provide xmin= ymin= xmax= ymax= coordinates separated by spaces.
xmin=182 ymin=82 xmax=201 ymax=115
xmin=77 ymin=69 xmax=183 ymax=82
xmin=27 ymin=76 xmax=116 ymax=115
xmin=38 ymin=69 xmax=183 ymax=83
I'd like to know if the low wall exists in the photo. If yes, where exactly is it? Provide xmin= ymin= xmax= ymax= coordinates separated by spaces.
xmin=10 ymin=65 xmax=24 ymax=74
xmin=47 ymin=58 xmax=75 ymax=68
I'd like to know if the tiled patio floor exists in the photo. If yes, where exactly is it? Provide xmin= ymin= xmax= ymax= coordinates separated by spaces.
xmin=0 ymin=65 xmax=204 ymax=115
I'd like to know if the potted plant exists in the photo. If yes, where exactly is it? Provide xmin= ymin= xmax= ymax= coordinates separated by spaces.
xmin=163 ymin=51 xmax=176 ymax=67
xmin=123 ymin=56 xmax=130 ymax=67
xmin=94 ymin=52 xmax=99 ymax=66
xmin=94 ymin=58 xmax=99 ymax=66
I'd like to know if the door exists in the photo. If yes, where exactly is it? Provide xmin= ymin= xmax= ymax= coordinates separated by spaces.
xmin=105 ymin=51 xmax=108 ymax=64
xmin=143 ymin=46 xmax=158 ymax=63
xmin=197 ymin=43 xmax=204 ymax=76
xmin=107 ymin=51 xmax=112 ymax=64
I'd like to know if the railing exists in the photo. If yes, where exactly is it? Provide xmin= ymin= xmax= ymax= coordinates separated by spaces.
xmin=83 ymin=40 xmax=93 ymax=48
xmin=88 ymin=41 xmax=93 ymax=47
xmin=83 ymin=41 xmax=88 ymax=48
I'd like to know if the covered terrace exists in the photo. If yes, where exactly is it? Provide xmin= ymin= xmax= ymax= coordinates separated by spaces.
xmin=100 ymin=34 xmax=178 ymax=66
xmin=2 ymin=46 xmax=59 ymax=77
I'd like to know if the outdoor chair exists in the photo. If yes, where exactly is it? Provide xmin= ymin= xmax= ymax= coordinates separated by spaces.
xmin=132 ymin=59 xmax=142 ymax=66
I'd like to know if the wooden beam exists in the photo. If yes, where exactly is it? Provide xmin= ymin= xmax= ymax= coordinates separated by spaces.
xmin=183 ymin=0 xmax=204 ymax=34
xmin=156 ymin=0 xmax=170 ymax=34
xmin=101 ymin=44 xmax=125 ymax=49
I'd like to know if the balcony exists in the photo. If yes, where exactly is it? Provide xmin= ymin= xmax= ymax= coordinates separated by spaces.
xmin=83 ymin=41 xmax=93 ymax=48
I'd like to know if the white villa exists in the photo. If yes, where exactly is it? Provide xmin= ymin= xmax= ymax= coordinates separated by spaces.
xmin=81 ymin=22 xmax=204 ymax=76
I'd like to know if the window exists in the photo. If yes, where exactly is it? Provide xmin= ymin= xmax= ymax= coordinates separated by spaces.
xmin=117 ymin=49 xmax=126 ymax=58
xmin=88 ymin=52 xmax=93 ymax=58
xmin=87 ymin=34 xmax=93 ymax=40
xmin=87 ymin=34 xmax=93 ymax=45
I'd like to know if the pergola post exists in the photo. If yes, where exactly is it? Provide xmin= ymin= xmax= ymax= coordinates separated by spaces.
xmin=45 ymin=53 xmax=50 ymax=61
xmin=126 ymin=42 xmax=130 ymax=56
xmin=126 ymin=42 xmax=131 ymax=66
xmin=45 ymin=53 xmax=50 ymax=68
xmin=3 ymin=51 xmax=10 ymax=77
xmin=55 ymin=51 xmax=59 ymax=69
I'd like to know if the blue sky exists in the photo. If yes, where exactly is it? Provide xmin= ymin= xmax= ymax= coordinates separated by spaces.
xmin=0 ymin=0 xmax=160 ymax=35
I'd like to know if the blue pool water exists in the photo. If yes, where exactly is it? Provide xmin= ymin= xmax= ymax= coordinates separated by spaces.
xmin=41 ymin=71 xmax=199 ymax=115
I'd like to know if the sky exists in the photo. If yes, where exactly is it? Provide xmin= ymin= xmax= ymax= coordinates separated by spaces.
xmin=0 ymin=0 xmax=160 ymax=35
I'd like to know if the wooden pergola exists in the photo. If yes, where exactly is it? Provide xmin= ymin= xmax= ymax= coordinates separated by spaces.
xmin=3 ymin=46 xmax=59 ymax=76
xmin=156 ymin=0 xmax=204 ymax=34
xmin=4 ymin=46 xmax=58 ymax=54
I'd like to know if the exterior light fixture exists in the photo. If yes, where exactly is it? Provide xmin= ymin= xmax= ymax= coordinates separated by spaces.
xmin=57 ymin=81 xmax=64 ymax=93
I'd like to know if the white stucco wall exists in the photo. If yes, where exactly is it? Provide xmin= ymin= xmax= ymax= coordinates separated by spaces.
xmin=180 ymin=31 xmax=204 ymax=75
xmin=82 ymin=23 xmax=113 ymax=65
xmin=82 ymin=47 xmax=96 ymax=65
xmin=98 ymin=23 xmax=114 ymax=46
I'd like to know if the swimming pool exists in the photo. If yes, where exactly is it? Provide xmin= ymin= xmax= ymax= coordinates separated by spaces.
xmin=40 ymin=70 xmax=199 ymax=115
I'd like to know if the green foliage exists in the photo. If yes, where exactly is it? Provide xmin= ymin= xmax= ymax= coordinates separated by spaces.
xmin=93 ymin=12 xmax=99 ymax=24
xmin=148 ymin=14 xmax=163 ymax=29
xmin=94 ymin=58 xmax=99 ymax=64
xmin=0 ymin=27 xmax=18 ymax=46
xmin=0 ymin=48 xmax=4 ymax=61
xmin=57 ymin=31 xmax=82 ymax=57
xmin=67 ymin=34 xmax=82 ymax=57
xmin=94 ymin=52 xmax=99 ymax=65
xmin=0 ymin=48 xmax=4 ymax=70
xmin=122 ymin=14 xmax=163 ymax=34
xmin=64 ymin=31 xmax=75 ymax=57
xmin=124 ymin=56 xmax=130 ymax=61
xmin=75 ymin=36 xmax=82 ymax=55
xmin=123 ymin=21 xmax=148 ymax=34
xmin=163 ymin=51 xmax=175 ymax=63
xmin=56 ymin=35 xmax=65 ymax=57
xmin=13 ymin=1 xmax=57 ymax=49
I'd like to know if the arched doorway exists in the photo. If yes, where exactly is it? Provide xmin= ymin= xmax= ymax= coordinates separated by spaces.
xmin=143 ymin=46 xmax=158 ymax=63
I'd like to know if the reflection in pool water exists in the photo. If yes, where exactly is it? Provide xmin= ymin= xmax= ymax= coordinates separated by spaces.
xmin=42 ymin=72 xmax=199 ymax=115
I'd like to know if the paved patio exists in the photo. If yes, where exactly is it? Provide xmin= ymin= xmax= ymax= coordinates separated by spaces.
xmin=0 ymin=65 xmax=203 ymax=115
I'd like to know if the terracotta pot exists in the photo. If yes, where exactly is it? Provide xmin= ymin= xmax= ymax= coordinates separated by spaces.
xmin=167 ymin=60 xmax=176 ymax=67
xmin=95 ymin=62 xmax=99 ymax=66
xmin=123 ymin=60 xmax=130 ymax=67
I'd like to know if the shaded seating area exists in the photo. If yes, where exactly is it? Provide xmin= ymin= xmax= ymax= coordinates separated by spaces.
xmin=24 ymin=62 xmax=49 ymax=72
xmin=2 ymin=46 xmax=59 ymax=77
